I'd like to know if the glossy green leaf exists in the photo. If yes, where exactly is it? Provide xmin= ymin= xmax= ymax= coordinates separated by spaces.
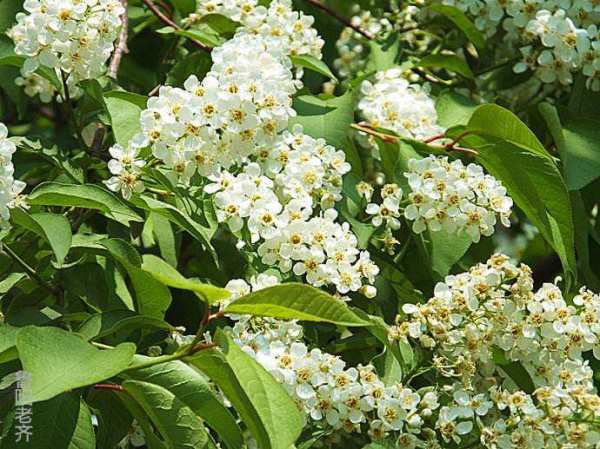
xmin=464 ymin=104 xmax=576 ymax=283
xmin=99 ymin=239 xmax=172 ymax=319
xmin=122 ymin=379 xmax=210 ymax=449
xmin=27 ymin=182 xmax=142 ymax=225
xmin=288 ymin=90 xmax=355 ymax=149
xmin=125 ymin=358 xmax=243 ymax=449
xmin=104 ymin=91 xmax=147 ymax=146
xmin=1 ymin=393 xmax=96 ymax=449
xmin=77 ymin=310 xmax=173 ymax=341
xmin=224 ymin=283 xmax=368 ymax=326
xmin=11 ymin=209 xmax=72 ymax=265
xmin=191 ymin=331 xmax=304 ymax=449
xmin=418 ymin=54 xmax=473 ymax=79
xmin=16 ymin=326 xmax=136 ymax=403
xmin=141 ymin=254 xmax=230 ymax=303
xmin=290 ymin=55 xmax=337 ymax=81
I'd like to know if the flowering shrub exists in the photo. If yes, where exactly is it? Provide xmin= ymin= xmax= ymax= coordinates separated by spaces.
xmin=0 ymin=0 xmax=598 ymax=448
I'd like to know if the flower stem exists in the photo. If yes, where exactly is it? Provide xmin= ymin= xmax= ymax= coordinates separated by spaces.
xmin=302 ymin=0 xmax=373 ymax=40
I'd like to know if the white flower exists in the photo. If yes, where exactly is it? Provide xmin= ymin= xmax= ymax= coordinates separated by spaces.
xmin=0 ymin=123 xmax=24 ymax=229
xmin=366 ymin=196 xmax=402 ymax=230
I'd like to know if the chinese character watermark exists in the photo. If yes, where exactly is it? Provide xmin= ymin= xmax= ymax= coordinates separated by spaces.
xmin=14 ymin=370 xmax=33 ymax=443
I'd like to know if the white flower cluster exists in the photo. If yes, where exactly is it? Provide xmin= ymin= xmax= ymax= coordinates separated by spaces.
xmin=440 ymin=0 xmax=600 ymax=89
xmin=14 ymin=73 xmax=57 ymax=104
xmin=391 ymin=254 xmax=600 ymax=447
xmin=209 ymin=126 xmax=379 ymax=295
xmin=358 ymin=68 xmax=444 ymax=140
xmin=0 ymin=123 xmax=25 ymax=230
xmin=225 ymin=276 xmax=440 ymax=441
xmin=189 ymin=0 xmax=324 ymax=59
xmin=104 ymin=143 xmax=146 ymax=200
xmin=132 ymin=33 xmax=299 ymax=182
xmin=8 ymin=0 xmax=125 ymax=100
xmin=404 ymin=156 xmax=512 ymax=242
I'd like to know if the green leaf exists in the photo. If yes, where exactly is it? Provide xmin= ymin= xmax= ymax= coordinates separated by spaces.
xmin=87 ymin=390 xmax=133 ymax=449
xmin=15 ymin=326 xmax=136 ymax=403
xmin=1 ymin=392 xmax=96 ymax=449
xmin=290 ymin=55 xmax=337 ymax=81
xmin=77 ymin=310 xmax=173 ymax=341
xmin=427 ymin=4 xmax=486 ymax=52
xmin=27 ymin=182 xmax=142 ymax=225
xmin=365 ymin=34 xmax=400 ymax=73
xmin=99 ymin=239 xmax=173 ymax=319
xmin=104 ymin=91 xmax=147 ymax=146
xmin=133 ymin=195 xmax=218 ymax=265
xmin=0 ymin=0 xmax=22 ymax=33
xmin=11 ymin=209 xmax=72 ymax=266
xmin=150 ymin=212 xmax=178 ymax=267
xmin=125 ymin=358 xmax=243 ymax=449
xmin=288 ymin=90 xmax=355 ymax=149
xmin=420 ymin=230 xmax=473 ymax=278
xmin=538 ymin=103 xmax=600 ymax=191
xmin=141 ymin=254 xmax=230 ymax=303
xmin=0 ymin=324 xmax=18 ymax=363
xmin=170 ymin=0 xmax=196 ymax=15
xmin=418 ymin=54 xmax=473 ymax=79
xmin=435 ymin=90 xmax=478 ymax=128
xmin=224 ymin=283 xmax=369 ymax=326
xmin=156 ymin=25 xmax=222 ymax=47
xmin=0 ymin=273 xmax=25 ymax=295
xmin=190 ymin=331 xmax=304 ymax=449
xmin=464 ymin=104 xmax=577 ymax=283
xmin=122 ymin=379 xmax=210 ymax=449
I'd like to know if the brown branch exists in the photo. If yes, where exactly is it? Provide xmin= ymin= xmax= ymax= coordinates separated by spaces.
xmin=302 ymin=0 xmax=374 ymax=40
xmin=190 ymin=342 xmax=218 ymax=353
xmin=141 ymin=0 xmax=211 ymax=52
xmin=108 ymin=0 xmax=129 ymax=79
xmin=351 ymin=123 xmax=398 ymax=143
xmin=90 ymin=124 xmax=107 ymax=159
xmin=94 ymin=383 xmax=124 ymax=392
xmin=351 ymin=123 xmax=478 ymax=156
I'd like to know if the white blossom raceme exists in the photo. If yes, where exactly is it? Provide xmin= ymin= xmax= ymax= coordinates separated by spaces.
xmin=188 ymin=0 xmax=325 ymax=59
xmin=8 ymin=0 xmax=125 ymax=100
xmin=390 ymin=254 xmax=600 ymax=447
xmin=0 ymin=123 xmax=26 ymax=230
xmin=133 ymin=33 xmax=300 ymax=182
xmin=358 ymin=68 xmax=444 ymax=140
xmin=403 ymin=155 xmax=513 ymax=241
xmin=208 ymin=127 xmax=378 ymax=296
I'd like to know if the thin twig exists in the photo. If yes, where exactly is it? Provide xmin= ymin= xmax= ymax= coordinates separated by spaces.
xmin=302 ymin=0 xmax=374 ymax=40
xmin=141 ymin=0 xmax=211 ymax=52
xmin=108 ymin=0 xmax=129 ymax=79
xmin=94 ymin=383 xmax=125 ymax=392
xmin=1 ymin=243 xmax=61 ymax=298
xmin=422 ymin=133 xmax=446 ymax=144
xmin=351 ymin=123 xmax=398 ymax=143
xmin=351 ymin=123 xmax=478 ymax=156
xmin=90 ymin=124 xmax=107 ymax=159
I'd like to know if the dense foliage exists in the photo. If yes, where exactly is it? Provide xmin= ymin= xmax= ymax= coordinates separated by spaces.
xmin=0 ymin=0 xmax=599 ymax=448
